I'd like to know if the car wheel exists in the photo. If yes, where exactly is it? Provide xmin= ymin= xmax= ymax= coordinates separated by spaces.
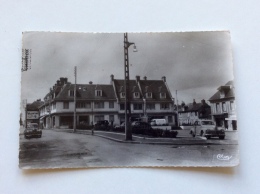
xmin=219 ymin=136 xmax=225 ymax=140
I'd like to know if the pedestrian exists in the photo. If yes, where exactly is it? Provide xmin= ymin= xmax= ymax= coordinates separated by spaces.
xmin=91 ymin=121 xmax=94 ymax=135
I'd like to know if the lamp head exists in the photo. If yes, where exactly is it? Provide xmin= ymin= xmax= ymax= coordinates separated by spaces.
xmin=133 ymin=44 xmax=138 ymax=52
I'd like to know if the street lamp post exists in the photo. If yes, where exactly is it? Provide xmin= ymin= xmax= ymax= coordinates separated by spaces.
xmin=124 ymin=33 xmax=137 ymax=141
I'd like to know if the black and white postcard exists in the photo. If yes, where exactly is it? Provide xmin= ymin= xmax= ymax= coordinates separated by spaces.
xmin=20 ymin=31 xmax=239 ymax=169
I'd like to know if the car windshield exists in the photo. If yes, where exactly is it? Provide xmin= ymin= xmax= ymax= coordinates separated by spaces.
xmin=201 ymin=121 xmax=214 ymax=125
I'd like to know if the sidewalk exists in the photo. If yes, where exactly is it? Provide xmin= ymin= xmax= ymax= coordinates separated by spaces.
xmin=53 ymin=128 xmax=238 ymax=145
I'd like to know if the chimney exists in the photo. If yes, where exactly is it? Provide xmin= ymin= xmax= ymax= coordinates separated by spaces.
xmin=57 ymin=80 xmax=61 ymax=86
xmin=110 ymin=74 xmax=114 ymax=84
xmin=136 ymin=75 xmax=140 ymax=82
xmin=193 ymin=99 xmax=196 ymax=105
xmin=64 ymin=78 xmax=68 ymax=84
xmin=89 ymin=81 xmax=93 ymax=84
xmin=143 ymin=76 xmax=147 ymax=80
xmin=60 ymin=77 xmax=65 ymax=85
xmin=162 ymin=76 xmax=166 ymax=82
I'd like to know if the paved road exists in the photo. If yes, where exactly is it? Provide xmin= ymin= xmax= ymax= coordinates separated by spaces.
xmin=19 ymin=130 xmax=239 ymax=169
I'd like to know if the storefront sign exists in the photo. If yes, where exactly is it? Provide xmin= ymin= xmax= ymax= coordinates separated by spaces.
xmin=27 ymin=111 xmax=39 ymax=119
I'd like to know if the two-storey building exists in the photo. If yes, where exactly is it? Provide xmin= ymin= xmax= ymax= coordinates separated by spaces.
xmin=39 ymin=75 xmax=176 ymax=128
xmin=111 ymin=75 xmax=176 ymax=125
xmin=178 ymin=99 xmax=211 ymax=125
xmin=39 ymin=77 xmax=117 ymax=128
xmin=209 ymin=81 xmax=237 ymax=130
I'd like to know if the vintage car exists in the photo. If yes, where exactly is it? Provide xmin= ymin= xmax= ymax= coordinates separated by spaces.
xmin=94 ymin=120 xmax=110 ymax=130
xmin=190 ymin=120 xmax=225 ymax=139
xmin=24 ymin=123 xmax=42 ymax=139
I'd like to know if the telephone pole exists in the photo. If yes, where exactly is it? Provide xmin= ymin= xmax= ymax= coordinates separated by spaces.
xmin=123 ymin=33 xmax=137 ymax=140
xmin=73 ymin=66 xmax=77 ymax=132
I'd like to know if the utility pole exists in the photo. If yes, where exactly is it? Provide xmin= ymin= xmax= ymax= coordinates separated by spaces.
xmin=73 ymin=66 xmax=77 ymax=133
xmin=124 ymin=33 xmax=132 ymax=140
xmin=176 ymin=90 xmax=179 ymax=127
xmin=123 ymin=33 xmax=137 ymax=140
xmin=23 ymin=99 xmax=27 ymax=128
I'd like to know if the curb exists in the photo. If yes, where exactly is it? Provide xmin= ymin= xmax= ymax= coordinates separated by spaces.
xmin=53 ymin=129 xmax=238 ymax=146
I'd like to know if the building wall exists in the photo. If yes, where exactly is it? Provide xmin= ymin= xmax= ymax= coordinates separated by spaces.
xmin=210 ymin=99 xmax=236 ymax=130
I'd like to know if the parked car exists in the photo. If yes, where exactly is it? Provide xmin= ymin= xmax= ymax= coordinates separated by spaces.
xmin=132 ymin=121 xmax=152 ymax=130
xmin=150 ymin=119 xmax=167 ymax=126
xmin=94 ymin=120 xmax=109 ymax=130
xmin=24 ymin=123 xmax=42 ymax=139
xmin=190 ymin=120 xmax=225 ymax=139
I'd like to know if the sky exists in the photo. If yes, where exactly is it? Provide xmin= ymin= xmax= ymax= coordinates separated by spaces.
xmin=21 ymin=31 xmax=234 ymax=104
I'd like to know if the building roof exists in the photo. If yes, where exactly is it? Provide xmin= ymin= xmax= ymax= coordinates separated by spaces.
xmin=55 ymin=83 xmax=116 ymax=101
xmin=138 ymin=80 xmax=171 ymax=101
xmin=113 ymin=80 xmax=143 ymax=102
xmin=27 ymin=100 xmax=44 ymax=111
xmin=179 ymin=102 xmax=210 ymax=113
xmin=209 ymin=80 xmax=235 ymax=101
xmin=113 ymin=79 xmax=172 ymax=102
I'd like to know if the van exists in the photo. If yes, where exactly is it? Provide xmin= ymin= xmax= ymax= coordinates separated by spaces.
xmin=150 ymin=119 xmax=167 ymax=126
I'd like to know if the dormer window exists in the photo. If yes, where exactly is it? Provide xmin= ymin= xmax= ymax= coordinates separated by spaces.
xmin=160 ymin=92 xmax=166 ymax=99
xmin=133 ymin=92 xmax=140 ymax=98
xmin=146 ymin=92 xmax=152 ymax=98
xmin=68 ymin=90 xmax=74 ymax=97
xmin=95 ymin=90 xmax=102 ymax=97
xmin=120 ymin=92 xmax=125 ymax=98
xmin=220 ymin=91 xmax=225 ymax=98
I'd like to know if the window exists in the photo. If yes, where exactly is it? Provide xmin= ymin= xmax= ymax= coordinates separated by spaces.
xmin=120 ymin=103 xmax=125 ymax=110
xmin=109 ymin=115 xmax=114 ymax=122
xmin=53 ymin=102 xmax=56 ymax=110
xmin=109 ymin=102 xmax=114 ymax=108
xmin=95 ymin=90 xmax=102 ymax=97
xmin=133 ymin=92 xmax=140 ymax=98
xmin=160 ymin=103 xmax=169 ymax=109
xmin=120 ymin=92 xmax=125 ymax=98
xmin=168 ymin=116 xmax=173 ymax=123
xmin=216 ymin=103 xmax=220 ymax=113
xmin=76 ymin=102 xmax=86 ymax=108
xmin=230 ymin=101 xmax=235 ymax=110
xmin=222 ymin=102 xmax=227 ymax=112
xmin=94 ymin=102 xmax=104 ymax=108
xmin=146 ymin=103 xmax=155 ymax=110
xmin=146 ymin=92 xmax=152 ymax=98
xmin=220 ymin=91 xmax=225 ymax=98
xmin=85 ymin=102 xmax=91 ymax=108
xmin=63 ymin=102 xmax=69 ymax=109
xmin=68 ymin=90 xmax=74 ymax=97
xmin=83 ymin=87 xmax=87 ymax=91
xmin=133 ymin=103 xmax=142 ymax=110
xmin=160 ymin=92 xmax=166 ymax=98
